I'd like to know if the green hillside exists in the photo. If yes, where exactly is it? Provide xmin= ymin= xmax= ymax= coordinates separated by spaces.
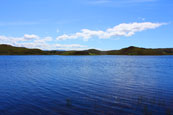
xmin=0 ymin=44 xmax=45 ymax=55
xmin=0 ymin=44 xmax=173 ymax=55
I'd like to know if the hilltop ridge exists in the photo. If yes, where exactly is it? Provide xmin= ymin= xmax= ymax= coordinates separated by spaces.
xmin=0 ymin=44 xmax=173 ymax=55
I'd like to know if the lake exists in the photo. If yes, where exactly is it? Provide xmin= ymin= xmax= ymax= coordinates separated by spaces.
xmin=0 ymin=56 xmax=173 ymax=115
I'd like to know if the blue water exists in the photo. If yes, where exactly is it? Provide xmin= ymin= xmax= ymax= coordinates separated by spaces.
xmin=0 ymin=56 xmax=173 ymax=115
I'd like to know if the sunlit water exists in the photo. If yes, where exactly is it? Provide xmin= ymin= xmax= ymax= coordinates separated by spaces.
xmin=0 ymin=56 xmax=173 ymax=115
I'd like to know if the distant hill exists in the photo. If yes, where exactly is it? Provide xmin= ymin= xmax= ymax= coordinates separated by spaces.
xmin=106 ymin=46 xmax=173 ymax=55
xmin=0 ymin=44 xmax=173 ymax=55
xmin=0 ymin=44 xmax=45 ymax=55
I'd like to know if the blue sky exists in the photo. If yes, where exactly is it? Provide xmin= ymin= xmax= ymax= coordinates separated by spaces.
xmin=0 ymin=0 xmax=173 ymax=50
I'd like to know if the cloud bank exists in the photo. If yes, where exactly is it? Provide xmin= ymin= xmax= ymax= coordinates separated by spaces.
xmin=0 ymin=35 xmax=87 ymax=50
xmin=56 ymin=22 xmax=165 ymax=41
xmin=0 ymin=22 xmax=166 ymax=50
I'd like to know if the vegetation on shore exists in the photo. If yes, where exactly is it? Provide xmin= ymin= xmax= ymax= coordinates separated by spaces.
xmin=0 ymin=44 xmax=173 ymax=55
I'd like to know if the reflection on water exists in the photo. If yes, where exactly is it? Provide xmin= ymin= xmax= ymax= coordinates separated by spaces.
xmin=0 ymin=56 xmax=173 ymax=115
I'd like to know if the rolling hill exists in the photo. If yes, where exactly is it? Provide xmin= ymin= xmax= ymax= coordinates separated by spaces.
xmin=0 ymin=44 xmax=173 ymax=55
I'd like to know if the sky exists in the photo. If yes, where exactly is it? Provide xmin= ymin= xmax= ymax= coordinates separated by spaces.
xmin=0 ymin=0 xmax=173 ymax=50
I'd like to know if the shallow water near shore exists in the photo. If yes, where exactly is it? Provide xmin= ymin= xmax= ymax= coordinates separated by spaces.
xmin=0 ymin=55 xmax=173 ymax=115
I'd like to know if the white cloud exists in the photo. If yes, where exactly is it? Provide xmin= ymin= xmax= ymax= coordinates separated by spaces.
xmin=14 ymin=42 xmax=87 ymax=50
xmin=34 ymin=36 xmax=52 ymax=43
xmin=56 ymin=22 xmax=166 ymax=41
xmin=0 ymin=35 xmax=25 ymax=44
xmin=0 ymin=22 xmax=166 ymax=50
xmin=0 ymin=34 xmax=41 ymax=44
xmin=0 ymin=34 xmax=88 ymax=50
xmin=24 ymin=34 xmax=40 ymax=40
xmin=55 ymin=44 xmax=87 ymax=50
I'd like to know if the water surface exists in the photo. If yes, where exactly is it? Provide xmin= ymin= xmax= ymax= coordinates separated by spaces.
xmin=0 ymin=56 xmax=173 ymax=115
